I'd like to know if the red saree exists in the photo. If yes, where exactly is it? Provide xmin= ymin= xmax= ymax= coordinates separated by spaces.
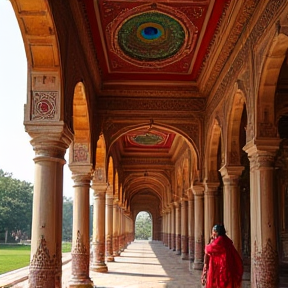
xmin=204 ymin=235 xmax=243 ymax=288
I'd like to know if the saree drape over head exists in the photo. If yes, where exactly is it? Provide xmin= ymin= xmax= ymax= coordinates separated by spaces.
xmin=204 ymin=235 xmax=243 ymax=288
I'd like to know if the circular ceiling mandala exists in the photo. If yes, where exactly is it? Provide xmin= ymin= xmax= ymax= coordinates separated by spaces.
xmin=118 ymin=12 xmax=185 ymax=61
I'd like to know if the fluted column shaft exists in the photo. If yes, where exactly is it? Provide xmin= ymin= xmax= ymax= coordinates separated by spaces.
xmin=28 ymin=127 xmax=73 ymax=288
xmin=105 ymin=191 xmax=114 ymax=262
xmin=181 ymin=200 xmax=189 ymax=260
xmin=90 ymin=183 xmax=108 ymax=272
xmin=69 ymin=168 xmax=93 ymax=288
xmin=192 ymin=185 xmax=204 ymax=270
xmin=244 ymin=140 xmax=279 ymax=288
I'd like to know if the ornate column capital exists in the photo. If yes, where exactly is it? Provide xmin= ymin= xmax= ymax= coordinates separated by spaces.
xmin=192 ymin=184 xmax=204 ymax=196
xmin=243 ymin=139 xmax=280 ymax=170
xmin=28 ymin=122 xmax=73 ymax=159
xmin=219 ymin=165 xmax=244 ymax=186
xmin=91 ymin=182 xmax=108 ymax=197
xmin=173 ymin=201 xmax=180 ymax=209
xmin=69 ymin=163 xmax=93 ymax=186
xmin=219 ymin=165 xmax=244 ymax=178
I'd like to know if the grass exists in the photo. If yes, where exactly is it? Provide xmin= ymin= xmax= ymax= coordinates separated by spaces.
xmin=0 ymin=245 xmax=30 ymax=274
xmin=0 ymin=242 xmax=72 ymax=275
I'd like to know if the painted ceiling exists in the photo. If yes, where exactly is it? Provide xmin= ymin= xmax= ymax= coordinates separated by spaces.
xmin=79 ymin=0 xmax=232 ymax=152
xmin=84 ymin=0 xmax=230 ymax=83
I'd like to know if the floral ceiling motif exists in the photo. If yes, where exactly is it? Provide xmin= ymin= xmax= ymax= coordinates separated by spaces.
xmin=117 ymin=12 xmax=186 ymax=62
xmin=84 ymin=0 xmax=229 ymax=82
xmin=124 ymin=129 xmax=175 ymax=149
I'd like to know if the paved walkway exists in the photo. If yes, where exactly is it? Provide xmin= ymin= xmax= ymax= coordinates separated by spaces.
xmin=0 ymin=240 xmax=253 ymax=288
xmin=1 ymin=241 xmax=203 ymax=288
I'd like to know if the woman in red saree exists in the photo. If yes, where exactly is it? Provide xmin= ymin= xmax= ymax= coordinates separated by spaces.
xmin=202 ymin=224 xmax=243 ymax=288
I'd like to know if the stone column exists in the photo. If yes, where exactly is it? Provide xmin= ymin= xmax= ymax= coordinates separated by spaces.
xmin=171 ymin=204 xmax=176 ymax=251
xmin=193 ymin=184 xmax=204 ymax=270
xmin=244 ymin=140 xmax=279 ymax=288
xmin=219 ymin=165 xmax=244 ymax=252
xmin=175 ymin=202 xmax=181 ymax=255
xmin=28 ymin=126 xmax=72 ymax=288
xmin=164 ymin=211 xmax=168 ymax=246
xmin=188 ymin=190 xmax=195 ymax=267
xmin=119 ymin=208 xmax=124 ymax=252
xmin=90 ymin=183 xmax=108 ymax=272
xmin=167 ymin=209 xmax=171 ymax=249
xmin=68 ymin=165 xmax=93 ymax=288
xmin=181 ymin=199 xmax=189 ymax=260
xmin=105 ymin=190 xmax=114 ymax=262
xmin=204 ymin=182 xmax=219 ymax=244
xmin=113 ymin=201 xmax=120 ymax=256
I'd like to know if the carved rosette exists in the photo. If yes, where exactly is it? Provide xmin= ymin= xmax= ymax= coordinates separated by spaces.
xmin=73 ymin=143 xmax=89 ymax=163
xmin=32 ymin=91 xmax=57 ymax=120
xmin=29 ymin=236 xmax=56 ymax=288
xmin=253 ymin=239 xmax=278 ymax=288
xmin=71 ymin=230 xmax=89 ymax=278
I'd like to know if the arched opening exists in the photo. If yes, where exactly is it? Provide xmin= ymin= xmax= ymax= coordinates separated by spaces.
xmin=274 ymin=55 xmax=288 ymax=269
xmin=135 ymin=211 xmax=152 ymax=240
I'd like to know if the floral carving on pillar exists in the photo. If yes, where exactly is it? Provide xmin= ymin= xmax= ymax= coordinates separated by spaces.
xmin=253 ymin=239 xmax=278 ymax=288
xmin=71 ymin=230 xmax=89 ymax=278
xmin=29 ymin=236 xmax=56 ymax=288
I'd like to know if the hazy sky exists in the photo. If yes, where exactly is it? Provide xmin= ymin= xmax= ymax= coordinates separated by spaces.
xmin=0 ymin=1 xmax=74 ymax=198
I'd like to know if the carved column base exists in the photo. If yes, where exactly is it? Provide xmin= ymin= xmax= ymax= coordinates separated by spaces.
xmin=181 ymin=252 xmax=189 ymax=260
xmin=90 ymin=263 xmax=108 ymax=273
xmin=192 ymin=261 xmax=203 ymax=270
xmin=106 ymin=255 xmax=115 ymax=262
xmin=68 ymin=280 xmax=94 ymax=288
xmin=113 ymin=251 xmax=121 ymax=257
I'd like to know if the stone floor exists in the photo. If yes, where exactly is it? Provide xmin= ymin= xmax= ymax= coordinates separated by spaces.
xmin=3 ymin=240 xmax=288 ymax=288
xmin=0 ymin=240 xmax=255 ymax=288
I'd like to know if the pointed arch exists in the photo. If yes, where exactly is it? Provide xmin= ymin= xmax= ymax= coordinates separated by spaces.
xmin=70 ymin=82 xmax=91 ymax=164
xmin=95 ymin=134 xmax=107 ymax=183
xmin=257 ymin=33 xmax=288 ymax=138
xmin=115 ymin=170 xmax=119 ymax=200
xmin=205 ymin=118 xmax=222 ymax=182
xmin=227 ymin=90 xmax=246 ymax=165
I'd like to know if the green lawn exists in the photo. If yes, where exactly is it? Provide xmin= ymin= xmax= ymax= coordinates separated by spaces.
xmin=0 ymin=242 xmax=72 ymax=275
xmin=0 ymin=245 xmax=30 ymax=274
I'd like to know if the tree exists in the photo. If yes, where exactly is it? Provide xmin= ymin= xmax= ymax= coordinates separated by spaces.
xmin=0 ymin=169 xmax=33 ymax=242
xmin=135 ymin=211 xmax=152 ymax=240
xmin=62 ymin=196 xmax=73 ymax=241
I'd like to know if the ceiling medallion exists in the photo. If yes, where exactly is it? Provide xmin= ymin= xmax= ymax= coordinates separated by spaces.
xmin=131 ymin=133 xmax=164 ymax=146
xmin=118 ymin=12 xmax=185 ymax=61
xmin=107 ymin=3 xmax=197 ymax=68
